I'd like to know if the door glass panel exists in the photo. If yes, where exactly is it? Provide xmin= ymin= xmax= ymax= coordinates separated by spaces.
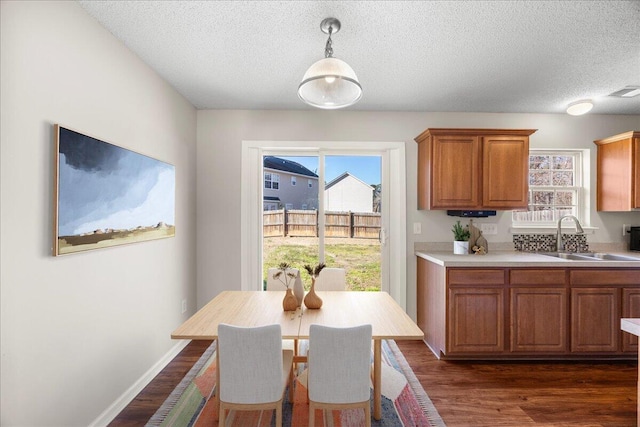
xmin=325 ymin=155 xmax=381 ymax=291
xmin=262 ymin=155 xmax=319 ymax=290
xmin=262 ymin=154 xmax=382 ymax=291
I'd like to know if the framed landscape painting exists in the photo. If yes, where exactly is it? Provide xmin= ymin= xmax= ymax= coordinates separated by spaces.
xmin=53 ymin=125 xmax=175 ymax=255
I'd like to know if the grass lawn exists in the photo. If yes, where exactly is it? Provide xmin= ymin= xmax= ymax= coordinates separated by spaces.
xmin=263 ymin=237 xmax=381 ymax=291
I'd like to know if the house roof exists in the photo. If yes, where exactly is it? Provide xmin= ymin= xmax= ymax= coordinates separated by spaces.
xmin=263 ymin=156 xmax=318 ymax=178
xmin=325 ymin=172 xmax=373 ymax=190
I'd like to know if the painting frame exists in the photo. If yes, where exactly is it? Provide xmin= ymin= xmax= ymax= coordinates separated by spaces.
xmin=53 ymin=124 xmax=175 ymax=256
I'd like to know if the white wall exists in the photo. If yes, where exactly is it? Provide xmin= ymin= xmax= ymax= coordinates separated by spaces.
xmin=197 ymin=110 xmax=640 ymax=319
xmin=1 ymin=2 xmax=196 ymax=425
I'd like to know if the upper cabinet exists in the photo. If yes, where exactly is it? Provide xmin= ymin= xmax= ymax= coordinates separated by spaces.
xmin=415 ymin=128 xmax=537 ymax=210
xmin=594 ymin=131 xmax=640 ymax=211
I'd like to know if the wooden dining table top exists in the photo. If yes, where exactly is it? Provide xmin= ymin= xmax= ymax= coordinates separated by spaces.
xmin=171 ymin=290 xmax=423 ymax=341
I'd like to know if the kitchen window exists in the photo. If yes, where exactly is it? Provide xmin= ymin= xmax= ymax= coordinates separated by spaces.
xmin=264 ymin=172 xmax=279 ymax=190
xmin=512 ymin=150 xmax=587 ymax=227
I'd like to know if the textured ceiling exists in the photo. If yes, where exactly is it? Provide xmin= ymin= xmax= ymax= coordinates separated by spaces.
xmin=79 ymin=1 xmax=640 ymax=114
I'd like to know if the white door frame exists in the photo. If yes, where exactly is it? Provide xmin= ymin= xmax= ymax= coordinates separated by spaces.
xmin=240 ymin=140 xmax=407 ymax=309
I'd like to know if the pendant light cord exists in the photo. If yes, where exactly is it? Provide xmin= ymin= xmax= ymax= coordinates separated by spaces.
xmin=324 ymin=26 xmax=334 ymax=58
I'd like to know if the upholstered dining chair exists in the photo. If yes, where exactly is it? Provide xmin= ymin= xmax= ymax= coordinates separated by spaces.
xmin=217 ymin=323 xmax=294 ymax=427
xmin=307 ymin=324 xmax=373 ymax=427
xmin=314 ymin=267 xmax=346 ymax=291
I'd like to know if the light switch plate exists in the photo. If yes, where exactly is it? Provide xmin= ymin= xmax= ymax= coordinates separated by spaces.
xmin=413 ymin=222 xmax=422 ymax=234
xmin=481 ymin=223 xmax=498 ymax=235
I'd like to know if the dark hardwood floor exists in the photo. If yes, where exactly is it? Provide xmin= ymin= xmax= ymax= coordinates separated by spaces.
xmin=110 ymin=339 xmax=637 ymax=426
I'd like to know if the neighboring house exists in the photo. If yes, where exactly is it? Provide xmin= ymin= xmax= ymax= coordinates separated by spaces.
xmin=263 ymin=156 xmax=319 ymax=210
xmin=324 ymin=172 xmax=374 ymax=212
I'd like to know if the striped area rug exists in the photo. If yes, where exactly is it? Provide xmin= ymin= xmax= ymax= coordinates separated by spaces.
xmin=147 ymin=340 xmax=445 ymax=427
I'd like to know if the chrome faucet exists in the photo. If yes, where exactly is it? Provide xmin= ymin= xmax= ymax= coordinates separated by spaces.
xmin=557 ymin=215 xmax=584 ymax=252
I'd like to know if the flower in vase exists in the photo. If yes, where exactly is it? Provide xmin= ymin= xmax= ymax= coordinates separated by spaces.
xmin=273 ymin=262 xmax=297 ymax=289
xmin=304 ymin=262 xmax=326 ymax=279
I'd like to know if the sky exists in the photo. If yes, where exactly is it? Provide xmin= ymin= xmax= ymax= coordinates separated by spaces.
xmin=279 ymin=155 xmax=381 ymax=185
xmin=57 ymin=127 xmax=175 ymax=236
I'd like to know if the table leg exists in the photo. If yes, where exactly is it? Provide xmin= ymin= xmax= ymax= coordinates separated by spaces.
xmin=215 ymin=340 xmax=220 ymax=415
xmin=373 ymin=339 xmax=382 ymax=420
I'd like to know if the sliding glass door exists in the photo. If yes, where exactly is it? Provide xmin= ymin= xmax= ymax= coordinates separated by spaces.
xmin=261 ymin=153 xmax=382 ymax=291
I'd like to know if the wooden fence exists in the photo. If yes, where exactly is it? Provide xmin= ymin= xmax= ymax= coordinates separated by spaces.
xmin=263 ymin=209 xmax=381 ymax=239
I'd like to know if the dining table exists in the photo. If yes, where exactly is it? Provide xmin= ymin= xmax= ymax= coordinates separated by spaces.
xmin=171 ymin=290 xmax=424 ymax=421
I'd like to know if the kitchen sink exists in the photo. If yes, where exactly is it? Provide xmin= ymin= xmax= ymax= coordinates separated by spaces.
xmin=539 ymin=252 xmax=640 ymax=261
xmin=589 ymin=253 xmax=640 ymax=261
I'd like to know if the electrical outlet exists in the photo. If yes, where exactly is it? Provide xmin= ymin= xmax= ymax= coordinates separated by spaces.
xmin=623 ymin=224 xmax=630 ymax=236
xmin=181 ymin=299 xmax=187 ymax=314
xmin=480 ymin=223 xmax=498 ymax=235
xmin=413 ymin=222 xmax=422 ymax=234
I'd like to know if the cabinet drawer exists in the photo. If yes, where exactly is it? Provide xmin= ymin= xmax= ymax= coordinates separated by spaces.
xmin=570 ymin=269 xmax=640 ymax=285
xmin=448 ymin=269 xmax=504 ymax=285
xmin=510 ymin=269 xmax=566 ymax=286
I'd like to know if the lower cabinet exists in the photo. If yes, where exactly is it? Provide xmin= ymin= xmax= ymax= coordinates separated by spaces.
xmin=448 ymin=287 xmax=505 ymax=353
xmin=510 ymin=287 xmax=567 ymax=353
xmin=417 ymin=260 xmax=640 ymax=359
xmin=571 ymin=288 xmax=619 ymax=352
xmin=622 ymin=288 xmax=640 ymax=352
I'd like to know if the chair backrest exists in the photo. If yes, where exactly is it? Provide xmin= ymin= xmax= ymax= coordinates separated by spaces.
xmin=314 ymin=267 xmax=346 ymax=291
xmin=308 ymin=324 xmax=372 ymax=404
xmin=266 ymin=267 xmax=300 ymax=291
xmin=218 ymin=323 xmax=283 ymax=404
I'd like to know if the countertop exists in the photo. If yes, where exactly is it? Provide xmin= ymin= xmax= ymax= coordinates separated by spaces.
xmin=416 ymin=250 xmax=640 ymax=268
xmin=621 ymin=318 xmax=640 ymax=337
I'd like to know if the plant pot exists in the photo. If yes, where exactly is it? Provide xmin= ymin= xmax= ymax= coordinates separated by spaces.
xmin=453 ymin=241 xmax=469 ymax=255
xmin=282 ymin=288 xmax=298 ymax=312
xmin=293 ymin=271 xmax=304 ymax=307
xmin=303 ymin=277 xmax=323 ymax=309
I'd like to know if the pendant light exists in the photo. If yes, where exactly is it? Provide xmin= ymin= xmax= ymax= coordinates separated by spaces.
xmin=298 ymin=18 xmax=362 ymax=109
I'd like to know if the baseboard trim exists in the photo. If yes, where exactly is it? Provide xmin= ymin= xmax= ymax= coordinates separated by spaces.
xmin=88 ymin=339 xmax=191 ymax=427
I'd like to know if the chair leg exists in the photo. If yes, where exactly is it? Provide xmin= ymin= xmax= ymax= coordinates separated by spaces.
xmin=275 ymin=404 xmax=282 ymax=427
xmin=218 ymin=405 xmax=225 ymax=427
xmin=364 ymin=401 xmax=371 ymax=427
xmin=308 ymin=402 xmax=315 ymax=427
xmin=288 ymin=366 xmax=294 ymax=403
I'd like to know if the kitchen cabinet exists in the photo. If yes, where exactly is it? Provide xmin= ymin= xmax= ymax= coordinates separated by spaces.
xmin=594 ymin=130 xmax=640 ymax=211
xmin=570 ymin=269 xmax=640 ymax=354
xmin=510 ymin=270 xmax=567 ymax=353
xmin=447 ymin=269 xmax=505 ymax=353
xmin=570 ymin=287 xmax=619 ymax=353
xmin=622 ymin=288 xmax=640 ymax=352
xmin=414 ymin=128 xmax=536 ymax=210
xmin=417 ymin=256 xmax=640 ymax=359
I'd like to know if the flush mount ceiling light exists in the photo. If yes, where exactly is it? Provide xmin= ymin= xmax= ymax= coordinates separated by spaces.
xmin=566 ymin=99 xmax=594 ymax=116
xmin=298 ymin=18 xmax=362 ymax=109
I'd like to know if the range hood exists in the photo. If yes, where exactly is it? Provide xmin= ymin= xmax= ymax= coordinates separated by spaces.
xmin=447 ymin=210 xmax=496 ymax=218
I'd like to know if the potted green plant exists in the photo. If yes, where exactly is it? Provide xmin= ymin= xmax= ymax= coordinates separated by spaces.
xmin=451 ymin=220 xmax=471 ymax=254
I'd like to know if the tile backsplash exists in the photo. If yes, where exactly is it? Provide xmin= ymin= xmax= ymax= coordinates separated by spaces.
xmin=513 ymin=234 xmax=589 ymax=253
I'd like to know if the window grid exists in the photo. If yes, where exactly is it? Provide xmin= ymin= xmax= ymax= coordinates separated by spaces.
xmin=264 ymin=172 xmax=280 ymax=190
xmin=512 ymin=151 xmax=582 ymax=225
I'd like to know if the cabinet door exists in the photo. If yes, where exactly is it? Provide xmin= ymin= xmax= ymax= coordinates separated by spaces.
xmin=571 ymin=288 xmax=619 ymax=353
xmin=633 ymin=137 xmax=640 ymax=208
xmin=431 ymin=135 xmax=481 ymax=208
xmin=511 ymin=287 xmax=567 ymax=353
xmin=482 ymin=136 xmax=529 ymax=208
xmin=596 ymin=138 xmax=632 ymax=211
xmin=448 ymin=287 xmax=504 ymax=353
xmin=622 ymin=288 xmax=640 ymax=352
